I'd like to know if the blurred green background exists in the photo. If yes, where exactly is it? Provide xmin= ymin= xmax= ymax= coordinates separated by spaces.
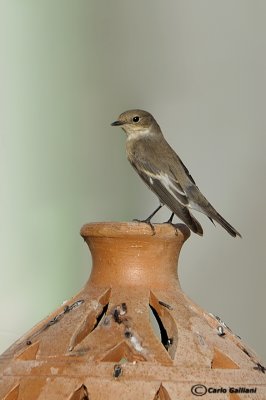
xmin=0 ymin=1 xmax=265 ymax=361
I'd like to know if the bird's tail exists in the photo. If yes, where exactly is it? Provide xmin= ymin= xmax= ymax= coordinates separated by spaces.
xmin=187 ymin=186 xmax=241 ymax=237
xmin=211 ymin=211 xmax=241 ymax=238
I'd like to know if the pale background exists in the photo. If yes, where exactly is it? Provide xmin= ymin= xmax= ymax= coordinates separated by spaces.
xmin=0 ymin=1 xmax=265 ymax=361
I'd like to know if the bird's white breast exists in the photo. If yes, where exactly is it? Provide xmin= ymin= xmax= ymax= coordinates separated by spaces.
xmin=126 ymin=128 xmax=153 ymax=141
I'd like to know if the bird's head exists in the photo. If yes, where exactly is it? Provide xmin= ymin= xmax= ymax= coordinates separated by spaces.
xmin=111 ymin=109 xmax=159 ymax=138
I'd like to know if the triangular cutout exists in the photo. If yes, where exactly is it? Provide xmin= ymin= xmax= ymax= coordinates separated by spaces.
xmin=149 ymin=292 xmax=178 ymax=360
xmin=149 ymin=305 xmax=170 ymax=350
xmin=101 ymin=341 xmax=146 ymax=362
xmin=68 ymin=384 xmax=89 ymax=400
xmin=153 ymin=384 xmax=171 ymax=400
xmin=3 ymin=385 xmax=19 ymax=400
xmin=16 ymin=341 xmax=40 ymax=360
xmin=211 ymin=348 xmax=239 ymax=369
xmin=69 ymin=288 xmax=111 ymax=351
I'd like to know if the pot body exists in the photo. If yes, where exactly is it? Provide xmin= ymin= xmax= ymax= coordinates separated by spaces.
xmin=0 ymin=222 xmax=265 ymax=399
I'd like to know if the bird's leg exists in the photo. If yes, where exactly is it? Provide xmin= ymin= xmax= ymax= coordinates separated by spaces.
xmin=133 ymin=204 xmax=163 ymax=235
xmin=144 ymin=204 xmax=163 ymax=221
xmin=164 ymin=212 xmax=179 ymax=236
xmin=166 ymin=212 xmax=175 ymax=224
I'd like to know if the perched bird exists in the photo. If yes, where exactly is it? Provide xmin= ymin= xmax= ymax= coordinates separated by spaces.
xmin=111 ymin=109 xmax=241 ymax=237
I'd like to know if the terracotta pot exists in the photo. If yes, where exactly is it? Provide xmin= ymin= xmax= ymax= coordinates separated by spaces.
xmin=0 ymin=222 xmax=265 ymax=399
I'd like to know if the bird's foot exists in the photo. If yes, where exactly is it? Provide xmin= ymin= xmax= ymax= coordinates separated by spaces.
xmin=163 ymin=213 xmax=179 ymax=236
xmin=133 ymin=218 xmax=155 ymax=235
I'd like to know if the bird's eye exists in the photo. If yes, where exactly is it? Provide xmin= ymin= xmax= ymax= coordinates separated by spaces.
xmin=133 ymin=116 xmax=140 ymax=123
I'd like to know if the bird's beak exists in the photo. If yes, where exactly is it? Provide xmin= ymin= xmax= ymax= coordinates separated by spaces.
xmin=111 ymin=120 xmax=124 ymax=126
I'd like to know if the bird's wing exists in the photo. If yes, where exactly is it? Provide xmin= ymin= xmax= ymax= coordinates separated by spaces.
xmin=173 ymin=154 xmax=196 ymax=185
xmin=131 ymin=158 xmax=189 ymax=206
xmin=130 ymin=159 xmax=203 ymax=235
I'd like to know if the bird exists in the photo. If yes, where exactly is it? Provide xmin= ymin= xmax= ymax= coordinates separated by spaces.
xmin=111 ymin=109 xmax=241 ymax=237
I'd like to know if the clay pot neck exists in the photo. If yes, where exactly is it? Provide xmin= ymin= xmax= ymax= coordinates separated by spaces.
xmin=80 ymin=222 xmax=190 ymax=290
